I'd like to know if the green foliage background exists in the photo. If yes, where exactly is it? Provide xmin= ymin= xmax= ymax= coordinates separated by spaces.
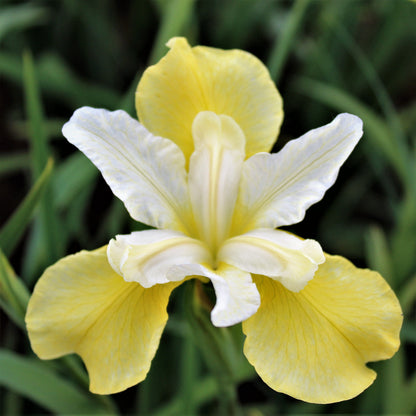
xmin=0 ymin=0 xmax=415 ymax=414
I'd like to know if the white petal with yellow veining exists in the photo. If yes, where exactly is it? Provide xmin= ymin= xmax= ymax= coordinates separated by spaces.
xmin=108 ymin=229 xmax=212 ymax=288
xmin=233 ymin=114 xmax=363 ymax=233
xmin=188 ymin=112 xmax=245 ymax=251
xmin=62 ymin=107 xmax=192 ymax=233
xmin=219 ymin=229 xmax=324 ymax=292
xmin=167 ymin=263 xmax=260 ymax=327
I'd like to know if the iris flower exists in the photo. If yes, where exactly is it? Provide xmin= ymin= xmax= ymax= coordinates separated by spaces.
xmin=26 ymin=38 xmax=402 ymax=403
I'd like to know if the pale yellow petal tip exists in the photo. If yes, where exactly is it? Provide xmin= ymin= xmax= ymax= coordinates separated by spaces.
xmin=192 ymin=111 xmax=246 ymax=151
xmin=89 ymin=368 xmax=148 ymax=395
xmin=324 ymin=254 xmax=404 ymax=349
xmin=267 ymin=368 xmax=377 ymax=404
xmin=166 ymin=36 xmax=190 ymax=49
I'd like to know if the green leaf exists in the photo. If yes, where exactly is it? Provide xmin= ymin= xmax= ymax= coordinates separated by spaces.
xmin=23 ymin=50 xmax=63 ymax=264
xmin=367 ymin=0 xmax=416 ymax=91
xmin=0 ymin=51 xmax=22 ymax=83
xmin=0 ymin=153 xmax=30 ymax=177
xmin=0 ymin=158 xmax=53 ymax=257
xmin=0 ymin=249 xmax=29 ymax=329
xmin=96 ymin=198 xmax=129 ymax=242
xmin=0 ymin=4 xmax=49 ymax=43
xmin=177 ymin=333 xmax=199 ymax=415
xmin=23 ymin=50 xmax=48 ymax=180
xmin=52 ymin=153 xmax=97 ymax=210
xmin=294 ymin=77 xmax=411 ymax=186
xmin=331 ymin=22 xmax=407 ymax=148
xmin=401 ymin=320 xmax=416 ymax=344
xmin=391 ymin=192 xmax=416 ymax=285
xmin=365 ymin=225 xmax=394 ymax=284
xmin=399 ymin=100 xmax=416 ymax=135
xmin=0 ymin=51 xmax=120 ymax=110
xmin=404 ymin=368 xmax=416 ymax=415
xmin=118 ymin=71 xmax=142 ymax=116
xmin=154 ymin=362 xmax=254 ymax=416
xmin=10 ymin=118 xmax=66 ymax=143
xmin=0 ymin=350 xmax=115 ymax=415
xmin=267 ymin=0 xmax=311 ymax=83
xmin=36 ymin=54 xmax=120 ymax=108
xmin=399 ymin=273 xmax=416 ymax=315
xmin=382 ymin=350 xmax=407 ymax=414
xmin=148 ymin=0 xmax=195 ymax=64
xmin=183 ymin=281 xmax=243 ymax=415
xmin=21 ymin=217 xmax=47 ymax=284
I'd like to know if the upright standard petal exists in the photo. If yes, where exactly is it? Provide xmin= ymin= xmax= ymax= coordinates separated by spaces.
xmin=218 ymin=229 xmax=324 ymax=292
xmin=25 ymin=247 xmax=179 ymax=394
xmin=243 ymin=255 xmax=402 ymax=404
xmin=136 ymin=37 xmax=283 ymax=161
xmin=108 ymin=229 xmax=212 ymax=288
xmin=62 ymin=107 xmax=193 ymax=234
xmin=188 ymin=112 xmax=245 ymax=252
xmin=168 ymin=263 xmax=260 ymax=327
xmin=232 ymin=114 xmax=363 ymax=233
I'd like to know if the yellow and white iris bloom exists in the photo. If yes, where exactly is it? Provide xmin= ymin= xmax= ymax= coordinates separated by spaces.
xmin=25 ymin=38 xmax=402 ymax=403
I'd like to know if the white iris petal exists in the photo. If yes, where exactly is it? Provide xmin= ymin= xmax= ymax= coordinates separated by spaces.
xmin=188 ymin=111 xmax=245 ymax=253
xmin=167 ymin=263 xmax=261 ymax=327
xmin=218 ymin=229 xmax=325 ymax=292
xmin=108 ymin=230 xmax=212 ymax=287
xmin=233 ymin=113 xmax=363 ymax=233
xmin=62 ymin=107 xmax=192 ymax=233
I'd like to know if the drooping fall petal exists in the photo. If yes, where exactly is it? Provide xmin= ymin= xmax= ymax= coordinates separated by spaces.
xmin=25 ymin=247 xmax=179 ymax=394
xmin=218 ymin=229 xmax=324 ymax=292
xmin=168 ymin=263 xmax=260 ymax=327
xmin=232 ymin=114 xmax=363 ymax=234
xmin=136 ymin=37 xmax=283 ymax=160
xmin=108 ymin=229 xmax=212 ymax=287
xmin=62 ymin=107 xmax=193 ymax=234
xmin=243 ymin=255 xmax=402 ymax=404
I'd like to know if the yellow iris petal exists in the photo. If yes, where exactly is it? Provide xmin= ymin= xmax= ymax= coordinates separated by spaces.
xmin=242 ymin=254 xmax=402 ymax=403
xmin=136 ymin=37 xmax=283 ymax=161
xmin=25 ymin=247 xmax=179 ymax=394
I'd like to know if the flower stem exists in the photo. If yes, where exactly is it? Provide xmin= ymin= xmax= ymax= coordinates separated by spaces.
xmin=184 ymin=281 xmax=242 ymax=416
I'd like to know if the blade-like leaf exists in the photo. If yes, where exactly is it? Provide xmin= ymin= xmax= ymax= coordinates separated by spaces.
xmin=0 ymin=158 xmax=53 ymax=257
xmin=0 ymin=4 xmax=49 ymax=43
xmin=365 ymin=225 xmax=394 ymax=285
xmin=399 ymin=273 xmax=416 ymax=315
xmin=0 ymin=248 xmax=29 ymax=329
xmin=0 ymin=51 xmax=120 ymax=109
xmin=294 ymin=77 xmax=411 ymax=186
xmin=23 ymin=50 xmax=48 ymax=179
xmin=52 ymin=152 xmax=97 ymax=210
xmin=148 ymin=0 xmax=195 ymax=64
xmin=0 ymin=153 xmax=30 ymax=177
xmin=23 ymin=50 xmax=63 ymax=264
xmin=0 ymin=350 xmax=115 ymax=415
xmin=267 ymin=0 xmax=311 ymax=83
